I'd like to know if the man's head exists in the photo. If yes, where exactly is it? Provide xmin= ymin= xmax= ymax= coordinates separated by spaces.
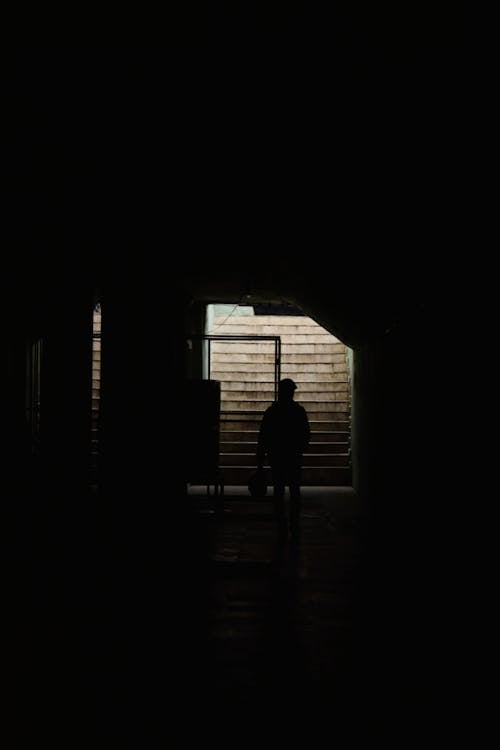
xmin=278 ymin=378 xmax=297 ymax=400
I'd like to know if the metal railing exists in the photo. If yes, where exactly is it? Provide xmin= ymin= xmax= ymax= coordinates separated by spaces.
xmin=187 ymin=334 xmax=281 ymax=426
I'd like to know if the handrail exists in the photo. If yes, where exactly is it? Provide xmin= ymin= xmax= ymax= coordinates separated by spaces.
xmin=187 ymin=333 xmax=281 ymax=401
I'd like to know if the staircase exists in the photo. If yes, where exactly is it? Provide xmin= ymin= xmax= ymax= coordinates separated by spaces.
xmin=91 ymin=305 xmax=101 ymax=484
xmin=210 ymin=312 xmax=352 ymax=486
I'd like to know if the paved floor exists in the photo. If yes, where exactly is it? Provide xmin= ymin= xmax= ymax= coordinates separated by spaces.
xmin=5 ymin=484 xmax=448 ymax=742
xmin=183 ymin=485 xmax=447 ymax=744
xmin=186 ymin=485 xmax=372 ymax=738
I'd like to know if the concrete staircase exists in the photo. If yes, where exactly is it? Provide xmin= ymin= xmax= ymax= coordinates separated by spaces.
xmin=210 ymin=313 xmax=351 ymax=486
xmin=91 ymin=305 xmax=101 ymax=482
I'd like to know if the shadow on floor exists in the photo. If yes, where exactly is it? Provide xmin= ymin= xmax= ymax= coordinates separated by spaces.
xmin=4 ymin=485 xmax=449 ymax=742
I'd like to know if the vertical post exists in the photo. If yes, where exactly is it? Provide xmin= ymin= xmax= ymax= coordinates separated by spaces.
xmin=275 ymin=337 xmax=281 ymax=400
xmin=39 ymin=280 xmax=93 ymax=498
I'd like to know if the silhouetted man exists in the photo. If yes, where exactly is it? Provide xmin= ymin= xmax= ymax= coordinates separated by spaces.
xmin=257 ymin=378 xmax=310 ymax=538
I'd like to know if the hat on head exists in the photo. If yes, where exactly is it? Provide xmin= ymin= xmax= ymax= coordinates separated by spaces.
xmin=279 ymin=378 xmax=297 ymax=391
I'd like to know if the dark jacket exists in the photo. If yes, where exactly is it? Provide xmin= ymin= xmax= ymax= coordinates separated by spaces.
xmin=257 ymin=400 xmax=310 ymax=467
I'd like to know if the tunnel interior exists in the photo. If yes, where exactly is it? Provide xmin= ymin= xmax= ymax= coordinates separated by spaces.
xmin=3 ymin=39 xmax=464 ymax=742
xmin=4 ymin=255 xmax=460 ymax=741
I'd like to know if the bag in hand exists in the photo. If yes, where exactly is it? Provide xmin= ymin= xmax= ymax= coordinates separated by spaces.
xmin=248 ymin=467 xmax=268 ymax=498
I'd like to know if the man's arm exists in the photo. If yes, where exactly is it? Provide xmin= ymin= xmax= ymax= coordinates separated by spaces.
xmin=301 ymin=407 xmax=311 ymax=452
xmin=256 ymin=410 xmax=269 ymax=468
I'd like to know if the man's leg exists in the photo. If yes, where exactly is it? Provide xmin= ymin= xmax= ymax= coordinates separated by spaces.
xmin=272 ymin=467 xmax=287 ymax=537
xmin=289 ymin=466 xmax=302 ymax=538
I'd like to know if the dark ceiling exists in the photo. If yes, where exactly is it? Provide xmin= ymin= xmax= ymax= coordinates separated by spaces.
xmin=4 ymin=11 xmax=463 ymax=346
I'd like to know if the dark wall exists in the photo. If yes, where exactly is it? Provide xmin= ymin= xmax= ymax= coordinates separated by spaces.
xmin=3 ymin=31 xmax=464 ymax=736
xmin=350 ymin=297 xmax=462 ymax=727
xmin=99 ymin=267 xmax=192 ymax=535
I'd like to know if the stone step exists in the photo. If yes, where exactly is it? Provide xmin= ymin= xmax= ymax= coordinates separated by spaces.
xmin=211 ymin=342 xmax=345 ymax=355
xmin=220 ymin=415 xmax=350 ymax=429
xmin=219 ymin=429 xmax=350 ymax=441
xmin=211 ymin=353 xmax=347 ymax=364
xmin=213 ymin=315 xmax=340 ymax=333
xmin=220 ymin=399 xmax=350 ymax=413
xmin=220 ymin=418 xmax=262 ymax=431
xmin=213 ymin=315 xmax=334 ymax=326
xmin=219 ymin=383 xmax=349 ymax=395
xmin=220 ymin=441 xmax=349 ymax=454
xmin=211 ymin=332 xmax=343 ymax=345
xmin=220 ymin=453 xmax=350 ymax=467
xmin=211 ymin=371 xmax=348 ymax=383
xmin=212 ymin=350 xmax=347 ymax=372
xmin=211 ymin=362 xmax=348 ymax=374
xmin=219 ymin=465 xmax=352 ymax=486
xmin=212 ymin=331 xmax=341 ymax=343
xmin=210 ymin=315 xmax=342 ymax=330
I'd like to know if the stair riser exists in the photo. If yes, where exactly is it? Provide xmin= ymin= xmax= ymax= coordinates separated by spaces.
xmin=211 ymin=364 xmax=348 ymax=375
xmin=221 ymin=403 xmax=350 ymax=416
xmin=213 ymin=314 xmax=337 ymax=326
xmin=220 ymin=454 xmax=350 ymax=467
xmin=211 ymin=352 xmax=348 ymax=370
xmin=212 ymin=344 xmax=347 ymax=357
xmin=220 ymin=420 xmax=350 ymax=431
xmin=219 ymin=466 xmax=352 ymax=485
xmin=221 ymin=442 xmax=349 ymax=454
xmin=219 ymin=430 xmax=350 ymax=442
xmin=218 ymin=383 xmax=349 ymax=394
